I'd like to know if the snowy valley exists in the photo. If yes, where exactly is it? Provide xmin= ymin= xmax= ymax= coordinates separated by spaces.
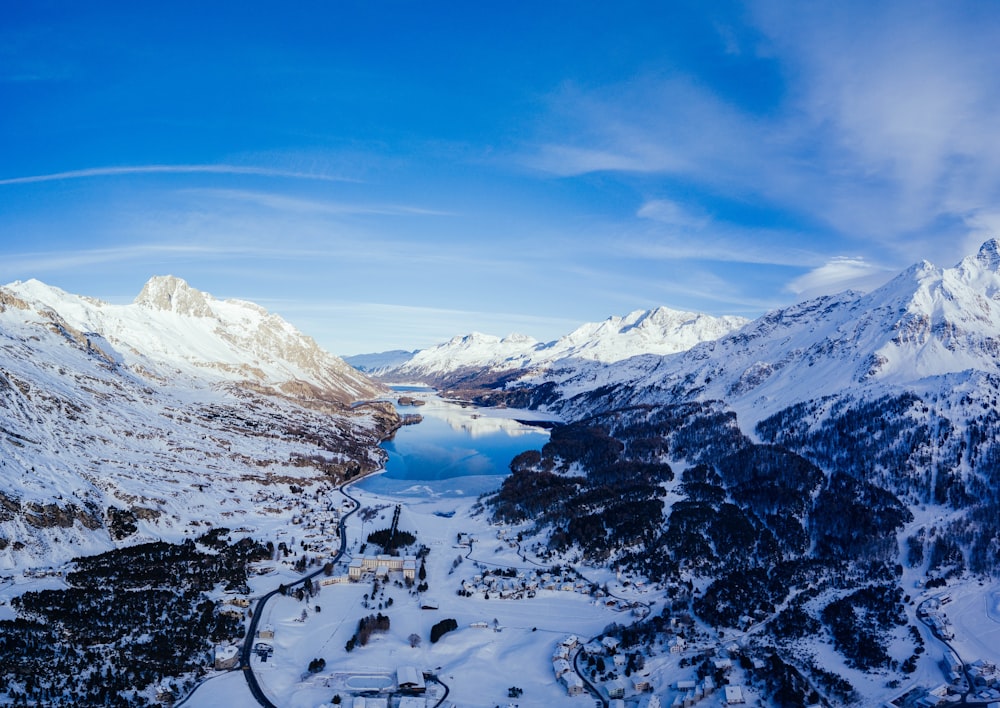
xmin=3 ymin=244 xmax=1000 ymax=708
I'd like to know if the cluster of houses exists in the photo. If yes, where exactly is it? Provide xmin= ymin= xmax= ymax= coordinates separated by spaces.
xmin=552 ymin=635 xmax=586 ymax=696
xmin=919 ymin=598 xmax=955 ymax=641
xmin=939 ymin=653 xmax=1000 ymax=704
xmin=551 ymin=634 xmax=668 ymax=706
xmin=458 ymin=566 xmax=626 ymax=604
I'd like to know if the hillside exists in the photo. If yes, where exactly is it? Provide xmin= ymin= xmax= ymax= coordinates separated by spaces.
xmin=481 ymin=240 xmax=1000 ymax=702
xmin=0 ymin=277 xmax=396 ymax=571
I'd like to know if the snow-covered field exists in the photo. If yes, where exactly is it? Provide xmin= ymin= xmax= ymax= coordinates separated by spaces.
xmin=187 ymin=482 xmax=629 ymax=708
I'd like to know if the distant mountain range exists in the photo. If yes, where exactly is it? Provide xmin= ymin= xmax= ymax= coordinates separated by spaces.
xmin=345 ymin=305 xmax=749 ymax=390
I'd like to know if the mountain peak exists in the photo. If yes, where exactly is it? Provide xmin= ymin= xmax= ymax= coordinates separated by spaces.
xmin=976 ymin=238 xmax=1000 ymax=270
xmin=134 ymin=276 xmax=213 ymax=317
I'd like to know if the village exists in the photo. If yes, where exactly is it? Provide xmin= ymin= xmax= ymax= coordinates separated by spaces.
xmin=192 ymin=477 xmax=775 ymax=708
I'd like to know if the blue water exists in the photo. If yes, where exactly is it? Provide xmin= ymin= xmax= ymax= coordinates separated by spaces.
xmin=356 ymin=393 xmax=552 ymax=498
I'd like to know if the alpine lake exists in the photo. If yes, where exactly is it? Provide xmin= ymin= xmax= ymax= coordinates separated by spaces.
xmin=356 ymin=386 xmax=556 ymax=499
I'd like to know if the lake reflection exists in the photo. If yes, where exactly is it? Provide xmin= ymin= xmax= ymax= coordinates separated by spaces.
xmin=356 ymin=392 xmax=554 ymax=498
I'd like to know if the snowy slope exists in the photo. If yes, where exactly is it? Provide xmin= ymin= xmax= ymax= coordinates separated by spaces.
xmin=379 ymin=306 xmax=749 ymax=384
xmin=0 ymin=279 xmax=396 ymax=571
xmin=535 ymin=239 xmax=1000 ymax=426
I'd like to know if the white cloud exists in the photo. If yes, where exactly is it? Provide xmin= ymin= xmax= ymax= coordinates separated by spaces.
xmin=184 ymin=188 xmax=454 ymax=217
xmin=0 ymin=164 xmax=357 ymax=186
xmin=636 ymin=199 xmax=708 ymax=229
xmin=786 ymin=256 xmax=894 ymax=298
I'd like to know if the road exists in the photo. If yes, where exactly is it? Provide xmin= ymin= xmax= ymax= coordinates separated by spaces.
xmin=915 ymin=597 xmax=997 ymax=707
xmin=240 ymin=481 xmax=362 ymax=708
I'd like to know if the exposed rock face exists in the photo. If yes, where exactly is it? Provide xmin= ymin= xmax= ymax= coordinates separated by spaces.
xmin=23 ymin=502 xmax=102 ymax=530
xmin=134 ymin=275 xmax=213 ymax=317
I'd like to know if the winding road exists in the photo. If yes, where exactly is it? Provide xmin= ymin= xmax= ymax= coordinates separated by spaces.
xmin=240 ymin=481 xmax=362 ymax=708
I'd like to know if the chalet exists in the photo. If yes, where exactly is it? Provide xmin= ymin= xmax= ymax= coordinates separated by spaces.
xmin=561 ymin=672 xmax=586 ymax=696
xmin=607 ymin=679 xmax=626 ymax=699
xmin=553 ymin=645 xmax=570 ymax=661
xmin=553 ymin=659 xmax=573 ymax=678
xmin=724 ymin=685 xmax=746 ymax=705
xmin=637 ymin=695 xmax=661 ymax=708
xmin=214 ymin=644 xmax=239 ymax=671
xmin=397 ymin=666 xmax=426 ymax=693
xmin=632 ymin=676 xmax=652 ymax=692
xmin=257 ymin=625 xmax=274 ymax=640
xmin=673 ymin=680 xmax=696 ymax=692
xmin=561 ymin=635 xmax=580 ymax=649
xmin=602 ymin=636 xmax=621 ymax=653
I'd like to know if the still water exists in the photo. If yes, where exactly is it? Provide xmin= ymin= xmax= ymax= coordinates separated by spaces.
xmin=355 ymin=389 xmax=554 ymax=498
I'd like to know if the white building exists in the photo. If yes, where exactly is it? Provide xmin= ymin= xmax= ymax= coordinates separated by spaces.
xmin=348 ymin=554 xmax=417 ymax=581
xmin=561 ymin=672 xmax=586 ymax=696
xmin=553 ymin=659 xmax=573 ymax=678
xmin=725 ymin=685 xmax=746 ymax=705
xmin=397 ymin=666 xmax=426 ymax=693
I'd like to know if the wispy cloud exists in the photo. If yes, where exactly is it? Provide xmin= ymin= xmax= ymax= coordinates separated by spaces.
xmin=521 ymin=2 xmax=1000 ymax=266
xmin=0 ymin=243 xmax=329 ymax=280
xmin=636 ymin=199 xmax=708 ymax=229
xmin=0 ymin=164 xmax=359 ymax=186
xmin=186 ymin=188 xmax=454 ymax=217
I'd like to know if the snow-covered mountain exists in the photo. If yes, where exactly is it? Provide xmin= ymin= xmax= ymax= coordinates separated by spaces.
xmin=343 ymin=349 xmax=417 ymax=376
xmin=367 ymin=306 xmax=749 ymax=388
xmin=6 ymin=275 xmax=383 ymax=404
xmin=535 ymin=239 xmax=1000 ymax=426
xmin=0 ymin=277 xmax=396 ymax=570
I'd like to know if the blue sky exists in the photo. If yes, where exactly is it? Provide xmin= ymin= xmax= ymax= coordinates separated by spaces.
xmin=3 ymin=1 xmax=1000 ymax=354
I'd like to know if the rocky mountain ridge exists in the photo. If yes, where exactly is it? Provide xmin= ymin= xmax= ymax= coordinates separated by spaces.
xmin=8 ymin=275 xmax=384 ymax=405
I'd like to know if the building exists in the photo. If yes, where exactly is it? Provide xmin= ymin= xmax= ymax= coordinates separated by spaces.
xmin=214 ymin=644 xmax=239 ymax=671
xmin=353 ymin=698 xmax=388 ymax=708
xmin=724 ymin=685 xmax=746 ymax=705
xmin=632 ymin=676 xmax=652 ymax=692
xmin=349 ymin=554 xmax=418 ymax=581
xmin=553 ymin=659 xmax=573 ymax=679
xmin=397 ymin=666 xmax=426 ymax=693
xmin=257 ymin=625 xmax=274 ymax=640
xmin=607 ymin=678 xmax=626 ymax=699
xmin=561 ymin=672 xmax=586 ymax=696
